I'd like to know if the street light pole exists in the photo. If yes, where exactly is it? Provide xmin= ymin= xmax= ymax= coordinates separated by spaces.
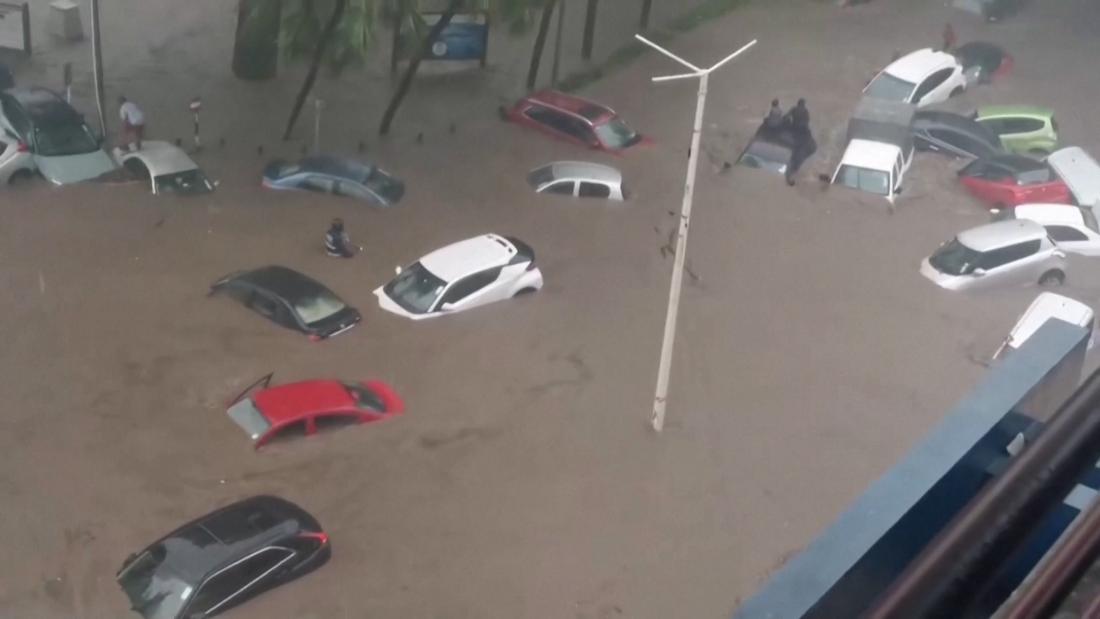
xmin=89 ymin=0 xmax=107 ymax=136
xmin=635 ymin=34 xmax=757 ymax=432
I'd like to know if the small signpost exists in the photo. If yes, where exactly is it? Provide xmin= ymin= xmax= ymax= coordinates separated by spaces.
xmin=313 ymin=98 xmax=325 ymax=153
xmin=189 ymin=97 xmax=202 ymax=151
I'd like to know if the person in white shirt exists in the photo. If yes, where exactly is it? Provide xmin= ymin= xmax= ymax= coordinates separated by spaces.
xmin=118 ymin=96 xmax=146 ymax=151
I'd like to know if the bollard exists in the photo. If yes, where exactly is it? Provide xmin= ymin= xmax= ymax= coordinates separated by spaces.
xmin=189 ymin=97 xmax=202 ymax=151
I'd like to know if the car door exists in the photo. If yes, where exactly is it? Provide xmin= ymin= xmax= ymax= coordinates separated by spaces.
xmin=963 ymin=162 xmax=1015 ymax=206
xmin=926 ymin=128 xmax=971 ymax=157
xmin=334 ymin=180 xmax=381 ymax=205
xmin=523 ymin=105 xmax=579 ymax=145
xmin=1044 ymin=224 xmax=1100 ymax=256
xmin=299 ymin=174 xmax=336 ymax=194
xmin=1001 ymin=117 xmax=1050 ymax=154
xmin=913 ymin=68 xmax=956 ymax=106
xmin=1016 ymin=167 xmax=1071 ymax=205
xmin=979 ymin=240 xmax=1043 ymax=288
xmin=540 ymin=180 xmax=576 ymax=196
xmin=186 ymin=547 xmax=296 ymax=618
xmin=578 ymin=181 xmax=612 ymax=200
xmin=434 ymin=267 xmax=503 ymax=313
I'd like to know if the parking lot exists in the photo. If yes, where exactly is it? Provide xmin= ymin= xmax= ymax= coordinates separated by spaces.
xmin=3 ymin=1 xmax=1100 ymax=618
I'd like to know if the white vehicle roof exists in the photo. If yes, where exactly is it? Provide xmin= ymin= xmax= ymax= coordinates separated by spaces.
xmin=1012 ymin=203 xmax=1087 ymax=227
xmin=838 ymin=138 xmax=901 ymax=172
xmin=419 ymin=233 xmax=520 ymax=282
xmin=543 ymin=161 xmax=622 ymax=184
xmin=884 ymin=48 xmax=959 ymax=83
xmin=1047 ymin=147 xmax=1100 ymax=210
xmin=1006 ymin=292 xmax=1094 ymax=350
xmin=118 ymin=140 xmax=200 ymax=176
xmin=957 ymin=219 xmax=1046 ymax=252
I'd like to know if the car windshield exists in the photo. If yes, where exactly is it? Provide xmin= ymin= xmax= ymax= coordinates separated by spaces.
xmin=527 ymin=165 xmax=555 ymax=187
xmin=383 ymin=261 xmax=447 ymax=314
xmin=929 ymin=238 xmax=983 ymax=276
xmin=117 ymin=547 xmax=193 ymax=619
xmin=34 ymin=123 xmax=100 ymax=157
xmin=155 ymin=170 xmax=213 ymax=195
xmin=227 ymin=398 xmax=272 ymax=440
xmin=835 ymin=164 xmax=890 ymax=196
xmin=739 ymin=140 xmax=792 ymax=172
xmin=865 ymin=72 xmax=917 ymax=102
xmin=594 ymin=118 xmax=641 ymax=150
xmin=344 ymin=383 xmax=385 ymax=412
xmin=293 ymin=290 xmax=347 ymax=325
xmin=364 ymin=167 xmax=404 ymax=202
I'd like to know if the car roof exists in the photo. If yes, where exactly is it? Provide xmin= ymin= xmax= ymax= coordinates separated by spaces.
xmin=976 ymin=105 xmax=1053 ymax=119
xmin=986 ymin=154 xmax=1046 ymax=172
xmin=545 ymin=161 xmax=622 ymax=183
xmin=252 ymin=380 xmax=355 ymax=425
xmin=1008 ymin=292 xmax=1093 ymax=349
xmin=527 ymin=90 xmax=615 ymax=123
xmin=419 ymin=234 xmax=520 ymax=282
xmin=914 ymin=110 xmax=999 ymax=138
xmin=224 ymin=266 xmax=335 ymax=305
xmin=297 ymin=154 xmax=373 ymax=180
xmin=120 ymin=140 xmax=199 ymax=176
xmin=1048 ymin=147 xmax=1100 ymax=208
xmin=839 ymin=139 xmax=901 ymax=170
xmin=1012 ymin=204 xmax=1086 ymax=226
xmin=958 ymin=219 xmax=1047 ymax=251
xmin=4 ymin=87 xmax=81 ymax=123
xmin=127 ymin=496 xmax=311 ymax=585
xmin=885 ymin=48 xmax=958 ymax=82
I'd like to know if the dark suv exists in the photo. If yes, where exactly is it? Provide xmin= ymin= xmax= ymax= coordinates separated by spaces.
xmin=116 ymin=495 xmax=330 ymax=619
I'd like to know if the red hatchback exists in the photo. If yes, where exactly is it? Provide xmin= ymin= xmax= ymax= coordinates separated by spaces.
xmin=958 ymin=155 xmax=1071 ymax=210
xmin=227 ymin=374 xmax=404 ymax=448
xmin=502 ymin=90 xmax=646 ymax=153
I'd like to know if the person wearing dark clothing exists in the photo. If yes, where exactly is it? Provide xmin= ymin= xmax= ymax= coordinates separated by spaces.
xmin=788 ymin=99 xmax=810 ymax=133
xmin=324 ymin=218 xmax=357 ymax=258
xmin=765 ymin=99 xmax=784 ymax=130
xmin=784 ymin=99 xmax=813 ymax=186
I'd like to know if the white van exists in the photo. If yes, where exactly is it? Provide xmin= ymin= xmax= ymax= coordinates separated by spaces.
xmin=1047 ymin=147 xmax=1100 ymax=212
xmin=994 ymin=292 xmax=1095 ymax=359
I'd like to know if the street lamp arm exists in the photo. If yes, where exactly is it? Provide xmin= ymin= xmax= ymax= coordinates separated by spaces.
xmin=704 ymin=39 xmax=758 ymax=74
xmin=634 ymin=34 xmax=703 ymax=73
xmin=652 ymin=71 xmax=706 ymax=83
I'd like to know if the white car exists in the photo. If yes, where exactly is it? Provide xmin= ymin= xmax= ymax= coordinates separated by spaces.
xmin=114 ymin=140 xmax=215 ymax=195
xmin=921 ymin=219 xmax=1067 ymax=291
xmin=527 ymin=161 xmax=626 ymax=201
xmin=864 ymin=48 xmax=967 ymax=108
xmin=1003 ymin=203 xmax=1100 ymax=257
xmin=374 ymin=234 xmax=544 ymax=320
xmin=0 ymin=130 xmax=34 ymax=185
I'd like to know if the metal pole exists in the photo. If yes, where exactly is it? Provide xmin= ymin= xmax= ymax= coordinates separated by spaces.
xmin=551 ymin=0 xmax=565 ymax=86
xmin=89 ymin=0 xmax=107 ymax=136
xmin=652 ymin=72 xmax=707 ymax=432
xmin=313 ymin=98 xmax=324 ymax=153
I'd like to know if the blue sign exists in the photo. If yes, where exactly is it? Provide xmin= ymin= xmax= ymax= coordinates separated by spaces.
xmin=398 ymin=13 xmax=488 ymax=64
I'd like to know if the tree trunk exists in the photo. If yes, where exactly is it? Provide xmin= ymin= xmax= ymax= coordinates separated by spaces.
xmin=581 ymin=0 xmax=598 ymax=60
xmin=525 ymin=0 xmax=558 ymax=91
xmin=378 ymin=0 xmax=464 ymax=136
xmin=232 ymin=0 xmax=282 ymax=81
xmin=639 ymin=0 xmax=653 ymax=31
xmin=284 ymin=0 xmax=349 ymax=140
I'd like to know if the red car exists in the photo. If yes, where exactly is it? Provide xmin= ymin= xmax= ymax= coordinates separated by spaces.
xmin=958 ymin=155 xmax=1071 ymax=210
xmin=502 ymin=89 xmax=646 ymax=153
xmin=227 ymin=374 xmax=404 ymax=448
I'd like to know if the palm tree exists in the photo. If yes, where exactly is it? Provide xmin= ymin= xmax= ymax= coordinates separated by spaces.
xmin=525 ymin=0 xmax=558 ymax=90
xmin=283 ymin=0 xmax=351 ymax=139
xmin=232 ymin=0 xmax=283 ymax=80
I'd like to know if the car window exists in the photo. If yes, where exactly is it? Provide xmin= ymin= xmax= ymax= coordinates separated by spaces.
xmin=1046 ymin=225 xmax=1089 ymax=243
xmin=438 ymin=267 xmax=503 ymax=307
xmin=523 ymin=104 xmax=556 ymax=126
xmin=979 ymin=118 xmax=1008 ymax=135
xmin=542 ymin=181 xmax=574 ymax=195
xmin=197 ymin=547 xmax=293 ymax=615
xmin=248 ymin=292 xmax=280 ymax=319
xmin=1 ymin=97 xmax=31 ymax=139
xmin=265 ymin=420 xmax=307 ymax=445
xmin=940 ymin=131 xmax=992 ymax=158
xmin=300 ymin=175 xmax=335 ymax=193
xmin=1016 ymin=168 xmax=1052 ymax=185
xmin=578 ymin=182 xmax=611 ymax=199
xmin=836 ymin=164 xmax=890 ymax=196
xmin=344 ymin=383 xmax=386 ymax=412
xmin=186 ymin=571 xmax=241 ymax=617
xmin=913 ymin=69 xmax=953 ymax=102
xmin=979 ymin=240 xmax=1041 ymax=270
xmin=124 ymin=158 xmax=150 ymax=180
xmin=335 ymin=181 xmax=374 ymax=202
xmin=554 ymin=115 xmax=595 ymax=143
xmin=1003 ymin=118 xmax=1045 ymax=134
xmin=313 ymin=412 xmax=361 ymax=433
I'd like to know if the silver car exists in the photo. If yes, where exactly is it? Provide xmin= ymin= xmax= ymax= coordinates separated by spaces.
xmin=921 ymin=219 xmax=1067 ymax=291
xmin=526 ymin=161 xmax=626 ymax=201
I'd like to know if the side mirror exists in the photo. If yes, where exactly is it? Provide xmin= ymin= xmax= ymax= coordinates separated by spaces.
xmin=973 ymin=268 xmax=987 ymax=277
xmin=440 ymin=302 xmax=456 ymax=312
xmin=394 ymin=265 xmax=402 ymax=275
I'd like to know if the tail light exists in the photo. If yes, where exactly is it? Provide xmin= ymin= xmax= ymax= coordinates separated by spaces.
xmin=16 ymin=141 xmax=28 ymax=153
xmin=299 ymin=531 xmax=329 ymax=546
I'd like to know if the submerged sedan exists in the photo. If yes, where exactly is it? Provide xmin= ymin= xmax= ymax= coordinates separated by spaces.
xmin=262 ymin=154 xmax=404 ymax=206
xmin=115 ymin=140 xmax=215 ymax=195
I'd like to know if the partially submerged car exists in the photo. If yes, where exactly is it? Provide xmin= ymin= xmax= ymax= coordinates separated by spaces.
xmin=262 ymin=154 xmax=405 ymax=206
xmin=999 ymin=203 xmax=1100 ymax=257
xmin=920 ymin=219 xmax=1067 ymax=291
xmin=0 ymin=87 xmax=117 ymax=184
xmin=863 ymin=48 xmax=967 ymax=107
xmin=912 ymin=110 xmax=1004 ymax=160
xmin=831 ymin=98 xmax=914 ymax=201
xmin=114 ymin=140 xmax=215 ymax=195
xmin=973 ymin=106 xmax=1058 ymax=157
xmin=526 ymin=161 xmax=626 ymax=201
xmin=954 ymin=42 xmax=1014 ymax=84
xmin=0 ymin=129 xmax=33 ymax=185
xmin=226 ymin=374 xmax=404 ymax=448
xmin=375 ymin=234 xmax=543 ymax=321
xmin=958 ymin=155 xmax=1071 ymax=210
xmin=1046 ymin=147 xmax=1100 ymax=211
xmin=209 ymin=265 xmax=361 ymax=340
xmin=994 ymin=292 xmax=1094 ymax=360
xmin=502 ymin=90 xmax=645 ymax=153
xmin=116 ymin=495 xmax=330 ymax=619
xmin=736 ymin=120 xmax=817 ymax=177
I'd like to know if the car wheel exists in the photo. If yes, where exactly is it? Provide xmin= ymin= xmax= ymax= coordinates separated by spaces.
xmin=1039 ymin=270 xmax=1065 ymax=286
xmin=1028 ymin=148 xmax=1050 ymax=158
xmin=8 ymin=169 xmax=34 ymax=186
xmin=513 ymin=287 xmax=537 ymax=298
xmin=949 ymin=87 xmax=964 ymax=98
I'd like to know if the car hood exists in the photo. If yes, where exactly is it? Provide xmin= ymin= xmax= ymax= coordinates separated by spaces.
xmin=35 ymin=149 xmax=119 ymax=185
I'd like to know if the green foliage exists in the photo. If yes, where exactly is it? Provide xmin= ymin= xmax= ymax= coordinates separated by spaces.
xmin=280 ymin=0 xmax=376 ymax=73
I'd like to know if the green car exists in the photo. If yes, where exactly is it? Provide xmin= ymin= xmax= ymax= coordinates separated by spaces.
xmin=973 ymin=105 xmax=1059 ymax=157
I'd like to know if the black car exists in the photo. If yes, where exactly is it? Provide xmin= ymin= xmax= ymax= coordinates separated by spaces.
xmin=209 ymin=265 xmax=361 ymax=340
xmin=736 ymin=121 xmax=817 ymax=177
xmin=912 ymin=110 xmax=1004 ymax=160
xmin=262 ymin=154 xmax=405 ymax=206
xmin=116 ymin=496 xmax=330 ymax=619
